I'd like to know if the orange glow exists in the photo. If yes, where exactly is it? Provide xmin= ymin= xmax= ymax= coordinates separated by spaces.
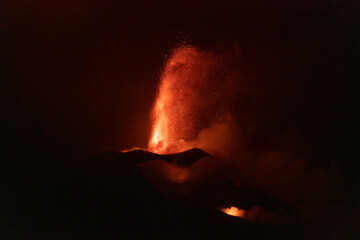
xmin=220 ymin=206 xmax=247 ymax=218
xmin=148 ymin=46 xmax=221 ymax=154
xmin=165 ymin=164 xmax=191 ymax=183
xmin=149 ymin=46 xmax=198 ymax=153
xmin=148 ymin=45 xmax=238 ymax=156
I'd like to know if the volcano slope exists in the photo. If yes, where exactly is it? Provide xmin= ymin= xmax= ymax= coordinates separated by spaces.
xmin=3 ymin=149 xmax=299 ymax=239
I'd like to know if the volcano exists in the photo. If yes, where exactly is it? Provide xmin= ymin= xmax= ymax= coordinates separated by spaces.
xmin=2 ymin=1 xmax=358 ymax=239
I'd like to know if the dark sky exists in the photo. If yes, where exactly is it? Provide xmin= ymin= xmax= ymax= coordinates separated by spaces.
xmin=1 ymin=0 xmax=359 ymax=185
xmin=1 ymin=2 xmax=360 ymax=238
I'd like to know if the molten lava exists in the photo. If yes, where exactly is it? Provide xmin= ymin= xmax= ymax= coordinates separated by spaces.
xmin=148 ymin=45 xmax=238 ymax=154
xmin=220 ymin=206 xmax=247 ymax=218
xmin=148 ymin=46 xmax=207 ymax=153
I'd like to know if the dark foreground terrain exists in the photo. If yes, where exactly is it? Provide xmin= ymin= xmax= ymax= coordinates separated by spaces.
xmin=1 ymin=149 xmax=302 ymax=239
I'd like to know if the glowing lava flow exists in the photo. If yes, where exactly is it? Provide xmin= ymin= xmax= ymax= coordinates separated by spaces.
xmin=220 ymin=206 xmax=247 ymax=218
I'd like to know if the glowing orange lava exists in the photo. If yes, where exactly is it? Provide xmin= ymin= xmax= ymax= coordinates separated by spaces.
xmin=148 ymin=45 xmax=238 ymax=155
xmin=149 ymin=46 xmax=196 ymax=153
xmin=220 ymin=206 xmax=247 ymax=218
xmin=148 ymin=46 xmax=220 ymax=153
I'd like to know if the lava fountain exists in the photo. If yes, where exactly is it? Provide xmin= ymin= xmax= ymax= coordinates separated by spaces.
xmin=148 ymin=45 xmax=239 ymax=155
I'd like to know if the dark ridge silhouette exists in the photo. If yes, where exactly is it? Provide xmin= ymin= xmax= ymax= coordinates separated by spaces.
xmin=90 ymin=147 xmax=211 ymax=166
xmin=126 ymin=147 xmax=211 ymax=166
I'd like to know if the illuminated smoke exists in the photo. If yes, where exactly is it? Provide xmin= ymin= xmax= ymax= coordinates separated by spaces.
xmin=148 ymin=45 xmax=239 ymax=156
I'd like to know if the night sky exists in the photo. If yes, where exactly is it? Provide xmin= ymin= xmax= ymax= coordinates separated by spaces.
xmin=1 ymin=0 xmax=359 ymax=238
